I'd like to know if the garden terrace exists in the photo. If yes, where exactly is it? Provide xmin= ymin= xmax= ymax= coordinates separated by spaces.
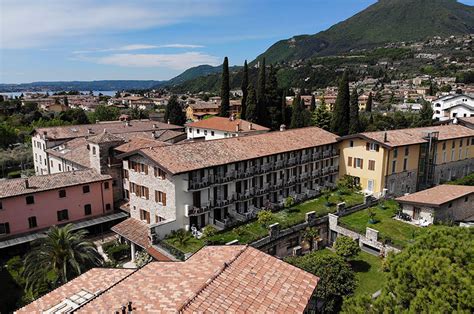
xmin=338 ymin=200 xmax=427 ymax=249
xmin=163 ymin=191 xmax=364 ymax=254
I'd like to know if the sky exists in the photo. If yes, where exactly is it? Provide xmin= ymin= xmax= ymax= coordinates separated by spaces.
xmin=1 ymin=0 xmax=473 ymax=84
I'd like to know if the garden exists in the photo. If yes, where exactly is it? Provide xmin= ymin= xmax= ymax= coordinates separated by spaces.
xmin=163 ymin=189 xmax=364 ymax=255
xmin=339 ymin=200 xmax=428 ymax=248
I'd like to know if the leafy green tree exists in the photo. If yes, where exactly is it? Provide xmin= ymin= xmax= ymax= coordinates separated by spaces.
xmin=245 ymin=86 xmax=258 ymax=123
xmin=219 ymin=57 xmax=230 ymax=117
xmin=257 ymin=210 xmax=274 ymax=227
xmin=309 ymin=94 xmax=316 ymax=112
xmin=334 ymin=236 xmax=360 ymax=261
xmin=418 ymin=100 xmax=434 ymax=126
xmin=312 ymin=97 xmax=332 ymax=130
xmin=164 ymin=95 xmax=186 ymax=125
xmin=286 ymin=252 xmax=356 ymax=313
xmin=256 ymin=57 xmax=266 ymax=125
xmin=93 ymin=105 xmax=120 ymax=122
xmin=240 ymin=60 xmax=249 ymax=119
xmin=23 ymin=224 xmax=103 ymax=293
xmin=59 ymin=108 xmax=89 ymax=124
xmin=343 ymin=227 xmax=474 ymax=313
xmin=331 ymin=72 xmax=351 ymax=135
xmin=0 ymin=123 xmax=18 ymax=148
xmin=303 ymin=227 xmax=319 ymax=251
xmin=290 ymin=95 xmax=307 ymax=129
xmin=202 ymin=225 xmax=218 ymax=238
xmin=366 ymin=92 xmax=373 ymax=112
xmin=349 ymin=87 xmax=361 ymax=134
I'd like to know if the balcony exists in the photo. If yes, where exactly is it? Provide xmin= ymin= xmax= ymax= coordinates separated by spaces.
xmin=185 ymin=204 xmax=211 ymax=217
xmin=188 ymin=176 xmax=214 ymax=190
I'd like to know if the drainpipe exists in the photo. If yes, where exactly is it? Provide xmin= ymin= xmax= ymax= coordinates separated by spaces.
xmin=100 ymin=181 xmax=106 ymax=215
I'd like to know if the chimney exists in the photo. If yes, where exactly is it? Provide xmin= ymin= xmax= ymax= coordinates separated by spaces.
xmin=87 ymin=128 xmax=92 ymax=135
xmin=249 ymin=123 xmax=253 ymax=130
xmin=383 ymin=132 xmax=388 ymax=142
xmin=24 ymin=178 xmax=29 ymax=189
xmin=152 ymin=130 xmax=156 ymax=139
xmin=153 ymin=123 xmax=157 ymax=128
xmin=280 ymin=124 xmax=286 ymax=132
xmin=125 ymin=120 xmax=130 ymax=127
xmin=167 ymin=119 xmax=170 ymax=124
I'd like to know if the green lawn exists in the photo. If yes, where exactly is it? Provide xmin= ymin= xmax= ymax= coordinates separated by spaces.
xmin=339 ymin=200 xmax=425 ymax=248
xmin=351 ymin=251 xmax=386 ymax=296
xmin=164 ymin=191 xmax=364 ymax=253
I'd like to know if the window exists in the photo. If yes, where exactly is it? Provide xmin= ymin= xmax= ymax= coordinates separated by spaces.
xmin=188 ymin=128 xmax=192 ymax=133
xmin=404 ymin=146 xmax=409 ymax=156
xmin=452 ymin=141 xmax=455 ymax=149
xmin=104 ymin=182 xmax=110 ymax=190
xmin=393 ymin=148 xmax=398 ymax=158
xmin=465 ymin=196 xmax=469 ymax=202
xmin=57 ymin=209 xmax=69 ymax=221
xmin=367 ymin=142 xmax=379 ymax=152
xmin=204 ymin=130 xmax=208 ymax=135
xmin=154 ymin=167 xmax=166 ymax=179
xmin=211 ymin=131 xmax=215 ymax=136
xmin=140 ymin=209 xmax=150 ymax=224
xmin=348 ymin=157 xmax=352 ymax=167
xmin=196 ymin=129 xmax=200 ymax=134
xmin=448 ymin=202 xmax=452 ymax=208
xmin=403 ymin=158 xmax=408 ymax=171
xmin=460 ymin=139 xmax=463 ymax=147
xmin=443 ymin=151 xmax=447 ymax=163
xmin=26 ymin=195 xmax=35 ymax=205
xmin=84 ymin=204 xmax=92 ymax=215
xmin=0 ymin=222 xmax=10 ymax=235
xmin=155 ymin=190 xmax=167 ymax=205
xmin=354 ymin=158 xmax=363 ymax=169
xmin=128 ymin=161 xmax=148 ymax=174
xmin=392 ymin=160 xmax=397 ymax=173
xmin=442 ymin=142 xmax=446 ymax=150
xmin=59 ymin=164 xmax=62 ymax=171
xmin=451 ymin=149 xmax=455 ymax=161
xmin=123 ymin=169 xmax=129 ymax=179
xmin=50 ymin=160 xmax=53 ymax=167
xmin=368 ymin=160 xmax=376 ymax=171
xmin=459 ymin=148 xmax=463 ymax=160
xmin=106 ymin=203 xmax=111 ymax=211
xmin=83 ymin=185 xmax=90 ymax=193
xmin=349 ymin=140 xmax=354 ymax=147
xmin=92 ymin=146 xmax=96 ymax=155
xmin=0 ymin=201 xmax=3 ymax=210
xmin=28 ymin=216 xmax=37 ymax=229
xmin=59 ymin=189 xmax=66 ymax=198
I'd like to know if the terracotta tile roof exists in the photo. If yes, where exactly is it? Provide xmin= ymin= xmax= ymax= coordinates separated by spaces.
xmin=16 ymin=268 xmax=134 ymax=313
xmin=47 ymin=137 xmax=91 ymax=168
xmin=132 ymin=127 xmax=338 ymax=174
xmin=33 ymin=120 xmax=182 ymax=140
xmin=186 ymin=116 xmax=270 ymax=133
xmin=458 ymin=117 xmax=474 ymax=126
xmin=74 ymin=245 xmax=318 ymax=313
xmin=0 ymin=169 xmax=111 ymax=199
xmin=188 ymin=101 xmax=220 ymax=110
xmin=350 ymin=125 xmax=474 ymax=148
xmin=87 ymin=131 xmax=125 ymax=144
xmin=152 ymin=129 xmax=186 ymax=142
xmin=114 ymin=137 xmax=170 ymax=154
xmin=396 ymin=184 xmax=474 ymax=207
xmin=111 ymin=218 xmax=150 ymax=249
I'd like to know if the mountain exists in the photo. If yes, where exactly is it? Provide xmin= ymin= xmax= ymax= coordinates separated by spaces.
xmin=164 ymin=64 xmax=241 ymax=87
xmin=0 ymin=80 xmax=165 ymax=93
xmin=255 ymin=0 xmax=474 ymax=64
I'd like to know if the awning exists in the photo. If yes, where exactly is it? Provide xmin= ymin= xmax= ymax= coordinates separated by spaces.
xmin=0 ymin=212 xmax=129 ymax=249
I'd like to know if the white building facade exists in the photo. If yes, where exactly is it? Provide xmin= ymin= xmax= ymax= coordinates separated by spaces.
xmin=432 ymin=94 xmax=474 ymax=121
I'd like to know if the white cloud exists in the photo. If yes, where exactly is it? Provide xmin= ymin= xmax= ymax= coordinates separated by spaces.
xmin=72 ymin=43 xmax=204 ymax=54
xmin=94 ymin=52 xmax=220 ymax=70
xmin=0 ymin=0 xmax=226 ymax=49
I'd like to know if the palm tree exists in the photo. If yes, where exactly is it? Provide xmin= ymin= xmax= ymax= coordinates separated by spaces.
xmin=24 ymin=224 xmax=103 ymax=292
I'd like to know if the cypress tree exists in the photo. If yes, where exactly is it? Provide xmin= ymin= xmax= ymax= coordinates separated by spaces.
xmin=312 ymin=97 xmax=332 ymax=131
xmin=164 ymin=95 xmax=186 ymax=125
xmin=349 ymin=87 xmax=360 ymax=134
xmin=331 ymin=72 xmax=351 ymax=135
xmin=290 ymin=94 xmax=306 ymax=129
xmin=245 ymin=85 xmax=258 ymax=123
xmin=219 ymin=57 xmax=230 ymax=117
xmin=256 ymin=57 xmax=266 ymax=125
xmin=266 ymin=65 xmax=281 ymax=129
xmin=310 ymin=95 xmax=316 ymax=112
xmin=281 ymin=91 xmax=288 ymax=126
xmin=366 ymin=92 xmax=373 ymax=112
xmin=240 ymin=60 xmax=249 ymax=119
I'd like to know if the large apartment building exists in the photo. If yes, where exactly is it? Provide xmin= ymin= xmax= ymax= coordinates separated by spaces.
xmin=114 ymin=127 xmax=340 ymax=245
xmin=339 ymin=125 xmax=474 ymax=197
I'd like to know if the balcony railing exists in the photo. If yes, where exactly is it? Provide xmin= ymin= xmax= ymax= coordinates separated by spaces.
xmin=185 ymin=204 xmax=211 ymax=217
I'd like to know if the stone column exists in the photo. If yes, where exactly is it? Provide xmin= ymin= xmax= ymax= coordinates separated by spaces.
xmin=130 ymin=242 xmax=136 ymax=262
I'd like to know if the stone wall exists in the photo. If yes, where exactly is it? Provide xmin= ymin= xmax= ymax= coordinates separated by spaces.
xmin=386 ymin=170 xmax=418 ymax=197
xmin=434 ymin=158 xmax=474 ymax=184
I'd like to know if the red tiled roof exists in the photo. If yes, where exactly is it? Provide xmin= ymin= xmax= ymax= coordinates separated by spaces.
xmin=129 ymin=127 xmax=338 ymax=174
xmin=0 ymin=169 xmax=111 ymax=199
xmin=46 ymin=137 xmax=90 ymax=168
xmin=111 ymin=218 xmax=150 ymax=249
xmin=354 ymin=125 xmax=474 ymax=148
xmin=16 ymin=268 xmax=134 ymax=313
xmin=186 ymin=116 xmax=269 ymax=133
xmin=114 ymin=137 xmax=170 ymax=154
xmin=72 ymin=245 xmax=318 ymax=313
xmin=396 ymin=184 xmax=474 ymax=207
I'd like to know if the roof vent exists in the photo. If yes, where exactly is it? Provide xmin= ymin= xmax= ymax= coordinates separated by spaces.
xmin=125 ymin=121 xmax=130 ymax=127
xmin=249 ymin=123 xmax=253 ymax=130
xmin=167 ymin=119 xmax=170 ymax=124
xmin=24 ymin=178 xmax=29 ymax=188
xmin=87 ymin=128 xmax=93 ymax=135
xmin=153 ymin=123 xmax=157 ymax=129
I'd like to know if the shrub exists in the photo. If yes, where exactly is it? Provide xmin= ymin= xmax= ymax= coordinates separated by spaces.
xmin=170 ymin=229 xmax=193 ymax=246
xmin=257 ymin=210 xmax=274 ymax=227
xmin=202 ymin=225 xmax=217 ymax=238
xmin=105 ymin=243 xmax=130 ymax=262
xmin=334 ymin=236 xmax=360 ymax=261
xmin=284 ymin=196 xmax=295 ymax=208
xmin=135 ymin=251 xmax=152 ymax=268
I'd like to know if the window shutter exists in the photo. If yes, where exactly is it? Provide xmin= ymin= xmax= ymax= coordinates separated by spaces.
xmin=348 ymin=157 xmax=352 ymax=167
xmin=366 ymin=143 xmax=370 ymax=151
xmin=155 ymin=190 xmax=158 ymax=203
xmin=162 ymin=193 xmax=166 ymax=206
xmin=145 ymin=188 xmax=149 ymax=200
xmin=146 ymin=211 xmax=150 ymax=224
xmin=360 ymin=159 xmax=364 ymax=169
